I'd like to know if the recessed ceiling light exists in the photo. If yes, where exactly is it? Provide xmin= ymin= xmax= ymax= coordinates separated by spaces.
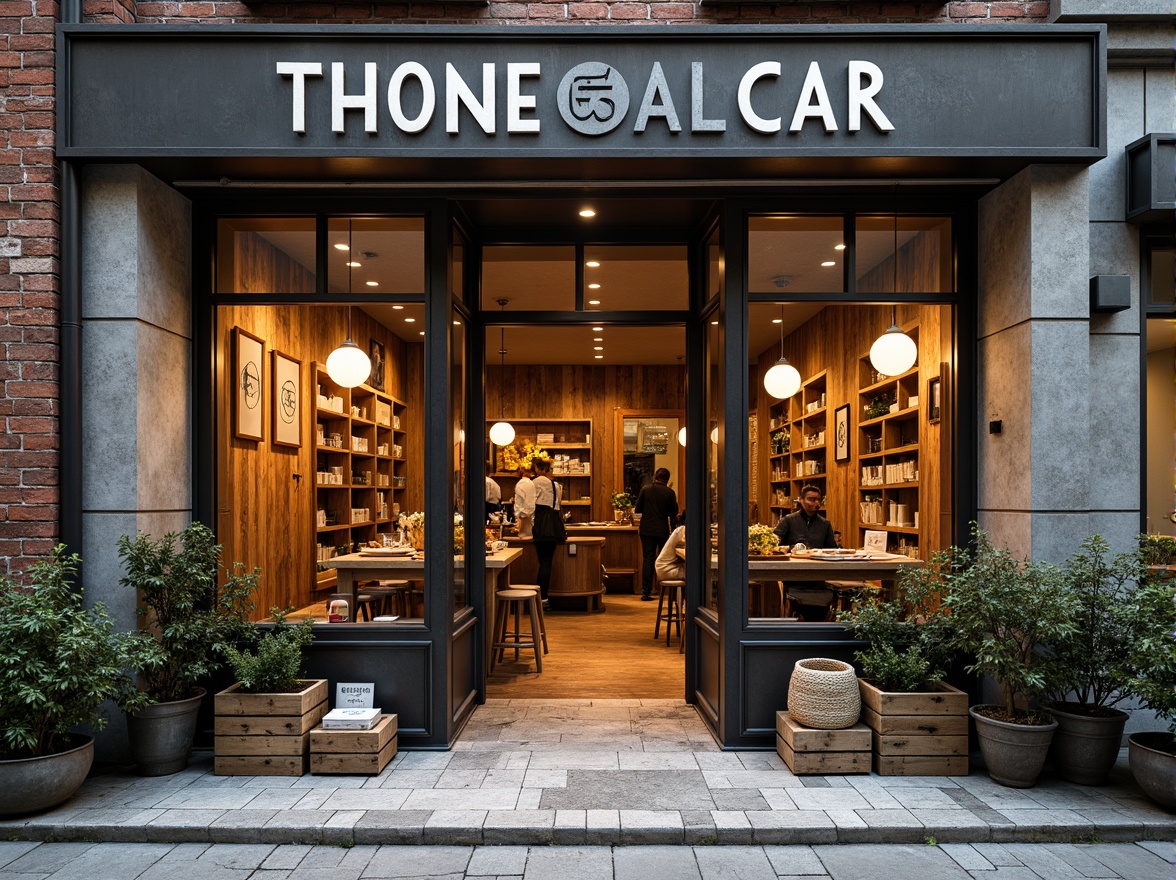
xmin=586 ymin=260 xmax=600 ymax=268
xmin=834 ymin=244 xmax=846 ymax=251
xmin=711 ymin=320 xmax=718 ymax=325
xmin=588 ymin=283 xmax=601 ymax=289
xmin=405 ymin=317 xmax=416 ymax=323
xmin=592 ymin=326 xmax=603 ymax=331
xmin=579 ymin=208 xmax=596 ymax=218
xmin=346 ymin=261 xmax=361 ymax=268
xmin=453 ymin=320 xmax=460 ymax=325
xmin=821 ymin=261 xmax=836 ymax=267
xmin=593 ymin=337 xmax=603 ymax=342
xmin=594 ymin=354 xmax=603 ymax=359
xmin=366 ymin=280 xmax=379 ymax=286
xmin=334 ymin=243 xmax=349 ymax=251
xmin=772 ymin=318 xmax=782 ymax=324
xmin=588 ymin=300 xmax=601 ymax=306
xmin=593 ymin=346 xmax=603 ymax=351
xmin=419 ymin=331 xmax=425 ymax=336
xmin=392 ymin=305 xmax=404 ymax=310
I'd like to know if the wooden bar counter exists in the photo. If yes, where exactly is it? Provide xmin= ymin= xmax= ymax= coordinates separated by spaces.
xmin=566 ymin=524 xmax=642 ymax=594
xmin=504 ymin=535 xmax=606 ymax=611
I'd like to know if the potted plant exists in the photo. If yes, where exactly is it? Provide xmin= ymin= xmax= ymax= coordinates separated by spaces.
xmin=840 ymin=568 xmax=968 ymax=775
xmin=0 ymin=547 xmax=155 ymax=815
xmin=611 ymin=491 xmax=634 ymax=524
xmin=1122 ymin=572 xmax=1176 ymax=808
xmin=118 ymin=521 xmax=259 ymax=776
xmin=214 ymin=609 xmax=326 ymax=776
xmin=941 ymin=525 xmax=1075 ymax=788
xmin=1043 ymin=535 xmax=1144 ymax=785
xmin=1142 ymin=534 xmax=1176 ymax=580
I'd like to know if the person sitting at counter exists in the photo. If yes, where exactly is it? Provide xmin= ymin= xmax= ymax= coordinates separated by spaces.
xmin=654 ymin=511 xmax=686 ymax=584
xmin=772 ymin=485 xmax=837 ymax=621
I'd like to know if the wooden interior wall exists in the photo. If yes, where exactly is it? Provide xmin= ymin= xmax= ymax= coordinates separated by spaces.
xmin=751 ymin=302 xmax=948 ymax=556
xmin=486 ymin=364 xmax=687 ymax=522
xmin=217 ymin=296 xmax=419 ymax=621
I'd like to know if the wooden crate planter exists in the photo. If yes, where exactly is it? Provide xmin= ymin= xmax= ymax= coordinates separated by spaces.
xmin=213 ymin=679 xmax=329 ymax=776
xmin=858 ymin=679 xmax=969 ymax=776
xmin=310 ymin=714 xmax=399 ymax=775
xmin=775 ymin=711 xmax=871 ymax=775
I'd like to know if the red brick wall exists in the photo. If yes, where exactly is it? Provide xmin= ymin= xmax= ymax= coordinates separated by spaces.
xmin=0 ymin=1 xmax=1049 ymax=577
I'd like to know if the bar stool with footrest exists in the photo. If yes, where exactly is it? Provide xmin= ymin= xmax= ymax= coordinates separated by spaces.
xmin=362 ymin=579 xmax=410 ymax=618
xmin=500 ymin=584 xmax=548 ymax=654
xmin=654 ymin=579 xmax=685 ymax=645
xmin=491 ymin=589 xmax=544 ymax=673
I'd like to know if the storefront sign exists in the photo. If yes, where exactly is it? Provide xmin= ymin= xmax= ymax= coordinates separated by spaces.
xmin=58 ymin=25 xmax=1105 ymax=160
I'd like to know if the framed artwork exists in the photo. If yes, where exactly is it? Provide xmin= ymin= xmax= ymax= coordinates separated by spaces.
xmin=863 ymin=530 xmax=888 ymax=554
xmin=928 ymin=375 xmax=942 ymax=423
xmin=368 ymin=338 xmax=385 ymax=391
xmin=834 ymin=403 xmax=850 ymax=462
xmin=272 ymin=350 xmax=302 ymax=448
xmin=233 ymin=327 xmax=264 ymax=441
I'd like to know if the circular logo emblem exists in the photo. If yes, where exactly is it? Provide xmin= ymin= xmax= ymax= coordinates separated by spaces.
xmin=279 ymin=379 xmax=298 ymax=425
xmin=558 ymin=62 xmax=629 ymax=136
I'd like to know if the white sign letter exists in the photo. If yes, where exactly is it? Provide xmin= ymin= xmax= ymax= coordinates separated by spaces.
xmin=691 ymin=62 xmax=725 ymax=133
xmin=634 ymin=62 xmax=681 ymax=133
xmin=331 ymin=62 xmax=378 ymax=134
xmin=789 ymin=61 xmax=837 ymax=133
xmin=447 ymin=63 xmax=496 ymax=135
xmin=507 ymin=62 xmax=540 ymax=134
xmin=738 ymin=61 xmax=781 ymax=134
xmin=387 ymin=62 xmax=436 ymax=134
xmin=848 ymin=60 xmax=894 ymax=133
xmin=276 ymin=62 xmax=322 ymax=134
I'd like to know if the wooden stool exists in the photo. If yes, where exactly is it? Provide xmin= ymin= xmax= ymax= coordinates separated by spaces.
xmin=491 ymin=589 xmax=543 ymax=673
xmin=602 ymin=565 xmax=638 ymax=594
xmin=368 ymin=579 xmax=411 ymax=617
xmin=654 ymin=579 xmax=685 ymax=645
xmin=502 ymin=585 xmax=548 ymax=654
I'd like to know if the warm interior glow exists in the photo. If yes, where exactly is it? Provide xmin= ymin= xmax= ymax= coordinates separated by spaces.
xmin=325 ymin=340 xmax=371 ymax=388
xmin=489 ymin=420 xmax=516 ymax=446
xmin=678 ymin=427 xmax=687 ymax=447
xmin=763 ymin=359 xmax=802 ymax=399
xmin=869 ymin=326 xmax=918 ymax=376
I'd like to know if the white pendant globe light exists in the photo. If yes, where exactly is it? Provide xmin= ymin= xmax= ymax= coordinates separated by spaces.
xmin=763 ymin=305 xmax=802 ymax=400
xmin=326 ymin=337 xmax=371 ymax=388
xmin=678 ymin=426 xmax=687 ymax=447
xmin=869 ymin=321 xmax=918 ymax=376
xmin=710 ymin=425 xmax=719 ymax=445
xmin=488 ymin=299 xmax=514 ymax=447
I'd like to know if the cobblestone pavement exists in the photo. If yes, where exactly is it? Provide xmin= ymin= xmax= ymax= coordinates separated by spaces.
xmin=1 ymin=700 xmax=1174 ymax=851
xmin=0 ymin=841 xmax=1172 ymax=879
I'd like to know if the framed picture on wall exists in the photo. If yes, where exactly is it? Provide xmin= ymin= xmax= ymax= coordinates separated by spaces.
xmin=272 ymin=350 xmax=302 ymax=448
xmin=369 ymin=338 xmax=385 ymax=391
xmin=834 ymin=404 xmax=850 ymax=462
xmin=233 ymin=327 xmax=264 ymax=442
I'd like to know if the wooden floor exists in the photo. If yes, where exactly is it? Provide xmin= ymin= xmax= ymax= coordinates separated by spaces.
xmin=488 ymin=593 xmax=686 ymax=700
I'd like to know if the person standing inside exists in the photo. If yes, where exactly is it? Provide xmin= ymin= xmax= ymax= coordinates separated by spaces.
xmin=635 ymin=467 xmax=678 ymax=600
xmin=512 ymin=464 xmax=535 ymax=538
xmin=531 ymin=457 xmax=563 ymax=609
xmin=485 ymin=475 xmax=502 ymax=523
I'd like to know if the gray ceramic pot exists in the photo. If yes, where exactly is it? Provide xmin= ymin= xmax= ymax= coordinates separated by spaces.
xmin=1047 ymin=702 xmax=1129 ymax=786
xmin=970 ymin=706 xmax=1057 ymax=788
xmin=0 ymin=734 xmax=94 ymax=816
xmin=1128 ymin=732 xmax=1176 ymax=810
xmin=126 ymin=688 xmax=206 ymax=776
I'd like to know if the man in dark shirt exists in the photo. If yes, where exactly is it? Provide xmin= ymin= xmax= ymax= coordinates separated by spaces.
xmin=773 ymin=485 xmax=837 ymax=621
xmin=773 ymin=484 xmax=837 ymax=549
xmin=634 ymin=467 xmax=679 ymax=600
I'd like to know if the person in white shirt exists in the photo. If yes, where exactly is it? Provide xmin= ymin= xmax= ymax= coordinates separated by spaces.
xmin=654 ymin=512 xmax=686 ymax=584
xmin=512 ymin=465 xmax=536 ymax=538
xmin=531 ymin=457 xmax=563 ymax=608
xmin=485 ymin=475 xmax=502 ymax=523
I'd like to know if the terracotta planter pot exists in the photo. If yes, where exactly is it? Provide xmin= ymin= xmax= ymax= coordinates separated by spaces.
xmin=1128 ymin=731 xmax=1176 ymax=810
xmin=1046 ymin=702 xmax=1128 ymax=786
xmin=970 ymin=706 xmax=1057 ymax=788
xmin=126 ymin=688 xmax=206 ymax=777
xmin=0 ymin=734 xmax=94 ymax=817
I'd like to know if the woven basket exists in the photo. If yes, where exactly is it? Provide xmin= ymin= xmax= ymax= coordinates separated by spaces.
xmin=787 ymin=658 xmax=861 ymax=730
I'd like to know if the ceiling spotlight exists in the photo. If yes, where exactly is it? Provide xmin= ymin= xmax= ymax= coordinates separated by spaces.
xmin=592 ymin=326 xmax=603 ymax=332
xmin=346 ymin=261 xmax=361 ymax=268
xmin=588 ymin=283 xmax=601 ymax=289
xmin=366 ymin=280 xmax=379 ymax=286
xmin=419 ymin=331 xmax=425 ymax=336
xmin=821 ymin=261 xmax=836 ymax=267
xmin=834 ymin=244 xmax=846 ymax=251
xmin=593 ymin=337 xmax=603 ymax=342
xmin=405 ymin=318 xmax=416 ymax=323
xmin=594 ymin=354 xmax=603 ymax=359
xmin=579 ymin=208 xmax=596 ymax=218
xmin=593 ymin=346 xmax=603 ymax=351
xmin=588 ymin=300 xmax=601 ymax=306
xmin=392 ymin=305 xmax=404 ymax=310
xmin=772 ymin=318 xmax=782 ymax=324
xmin=333 ymin=243 xmax=349 ymax=251
xmin=586 ymin=260 xmax=600 ymax=268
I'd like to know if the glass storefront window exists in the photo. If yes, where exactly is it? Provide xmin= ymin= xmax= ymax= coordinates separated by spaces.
xmin=482 ymin=246 xmax=576 ymax=311
xmin=748 ymin=216 xmax=846 ymax=294
xmin=452 ymin=306 xmax=468 ymax=613
xmin=856 ymin=216 xmax=953 ymax=293
xmin=327 ymin=217 xmax=425 ymax=295
xmin=707 ymin=225 xmax=722 ymax=305
xmin=704 ymin=312 xmax=721 ymax=615
xmin=1146 ymin=243 xmax=1174 ymax=307
xmin=216 ymin=218 xmax=316 ymax=294
xmin=581 ymin=245 xmax=688 ymax=311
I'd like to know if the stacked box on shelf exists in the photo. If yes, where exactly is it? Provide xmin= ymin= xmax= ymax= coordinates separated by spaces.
xmin=310 ymin=714 xmax=399 ymax=774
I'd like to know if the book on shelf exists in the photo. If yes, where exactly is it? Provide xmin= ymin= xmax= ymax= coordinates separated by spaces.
xmin=322 ymin=707 xmax=383 ymax=730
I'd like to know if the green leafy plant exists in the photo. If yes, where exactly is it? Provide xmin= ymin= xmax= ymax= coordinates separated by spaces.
xmin=221 ymin=608 xmax=315 ymax=694
xmin=0 ymin=547 xmax=156 ymax=759
xmin=1141 ymin=534 xmax=1176 ymax=566
xmin=840 ymin=565 xmax=955 ymax=692
xmin=942 ymin=525 xmax=1076 ymax=723
xmin=1121 ymin=574 xmax=1176 ymax=737
xmin=865 ymin=393 xmax=895 ymax=420
xmin=1046 ymin=535 xmax=1149 ymax=714
xmin=118 ymin=521 xmax=259 ymax=703
xmin=611 ymin=492 xmax=634 ymax=510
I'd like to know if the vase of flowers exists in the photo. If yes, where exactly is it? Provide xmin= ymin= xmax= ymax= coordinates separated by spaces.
xmin=611 ymin=492 xmax=634 ymax=524
xmin=748 ymin=523 xmax=780 ymax=556
xmin=400 ymin=511 xmax=425 ymax=550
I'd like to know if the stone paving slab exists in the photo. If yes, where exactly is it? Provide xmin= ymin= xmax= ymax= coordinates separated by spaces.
xmin=1 ymin=701 xmax=1174 ymax=851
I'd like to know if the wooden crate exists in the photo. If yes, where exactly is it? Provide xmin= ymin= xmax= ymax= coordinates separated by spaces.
xmin=310 ymin=714 xmax=399 ymax=775
xmin=775 ymin=711 xmax=871 ymax=775
xmin=213 ymin=679 xmax=328 ymax=777
xmin=858 ymin=679 xmax=970 ymax=776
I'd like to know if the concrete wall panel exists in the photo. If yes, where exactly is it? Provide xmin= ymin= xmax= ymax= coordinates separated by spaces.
xmin=1030 ymin=320 xmax=1092 ymax=510
xmin=1029 ymin=165 xmax=1090 ymax=319
xmin=978 ymin=168 xmax=1032 ymax=338
xmin=81 ymin=321 xmax=139 ymax=511
xmin=977 ymin=322 xmax=1033 ymax=514
xmin=136 ymin=168 xmax=192 ymax=340
xmin=1090 ymin=70 xmax=1145 ymax=222
xmin=1087 ymin=332 xmax=1142 ymax=513
xmin=1144 ymin=67 xmax=1175 ymax=131
xmin=136 ymin=324 xmax=192 ymax=512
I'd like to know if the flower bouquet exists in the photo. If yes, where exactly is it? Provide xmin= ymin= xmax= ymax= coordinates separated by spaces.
xmin=748 ymin=523 xmax=780 ymax=556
